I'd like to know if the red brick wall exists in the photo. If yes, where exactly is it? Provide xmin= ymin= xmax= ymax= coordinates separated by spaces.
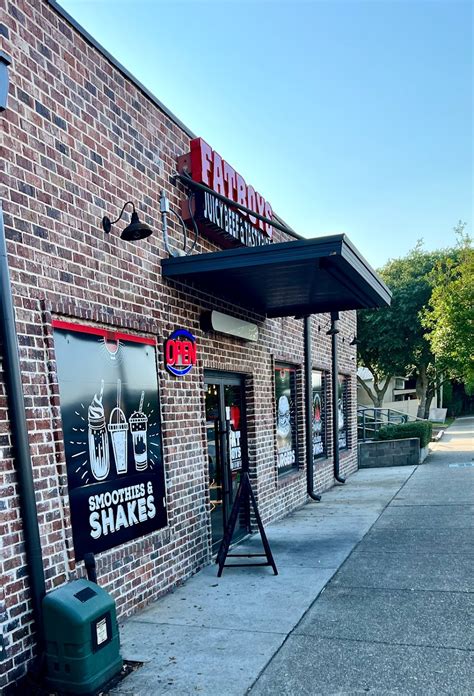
xmin=0 ymin=0 xmax=358 ymax=688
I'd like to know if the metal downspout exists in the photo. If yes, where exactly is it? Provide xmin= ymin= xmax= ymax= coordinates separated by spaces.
xmin=329 ymin=311 xmax=345 ymax=484
xmin=0 ymin=205 xmax=46 ymax=650
xmin=304 ymin=316 xmax=321 ymax=501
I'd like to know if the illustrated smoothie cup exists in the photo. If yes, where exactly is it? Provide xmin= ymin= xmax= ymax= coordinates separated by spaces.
xmin=130 ymin=391 xmax=148 ymax=471
xmin=108 ymin=379 xmax=128 ymax=474
xmin=88 ymin=381 xmax=110 ymax=481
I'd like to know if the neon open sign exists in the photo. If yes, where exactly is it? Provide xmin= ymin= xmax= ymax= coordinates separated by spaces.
xmin=165 ymin=329 xmax=197 ymax=376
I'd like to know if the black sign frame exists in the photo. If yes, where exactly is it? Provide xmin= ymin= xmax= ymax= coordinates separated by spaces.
xmin=338 ymin=373 xmax=349 ymax=450
xmin=274 ymin=363 xmax=299 ymax=475
xmin=53 ymin=321 xmax=168 ymax=560
xmin=312 ymin=369 xmax=327 ymax=460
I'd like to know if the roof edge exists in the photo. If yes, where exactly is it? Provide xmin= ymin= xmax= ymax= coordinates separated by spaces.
xmin=46 ymin=2 xmax=300 ymax=242
xmin=340 ymin=234 xmax=392 ymax=301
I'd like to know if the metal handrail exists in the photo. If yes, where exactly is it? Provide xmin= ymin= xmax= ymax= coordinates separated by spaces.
xmin=357 ymin=406 xmax=427 ymax=442
xmin=358 ymin=405 xmax=426 ymax=421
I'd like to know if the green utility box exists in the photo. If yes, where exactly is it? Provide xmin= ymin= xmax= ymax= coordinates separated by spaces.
xmin=43 ymin=578 xmax=123 ymax=694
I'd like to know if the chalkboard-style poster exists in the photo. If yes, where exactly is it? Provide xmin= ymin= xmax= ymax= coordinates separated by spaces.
xmin=338 ymin=374 xmax=349 ymax=450
xmin=275 ymin=365 xmax=298 ymax=475
xmin=53 ymin=321 xmax=167 ymax=560
xmin=312 ymin=370 xmax=326 ymax=459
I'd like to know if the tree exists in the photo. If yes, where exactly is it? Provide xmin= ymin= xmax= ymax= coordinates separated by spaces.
xmin=423 ymin=224 xmax=474 ymax=393
xmin=357 ymin=241 xmax=453 ymax=418
xmin=357 ymin=306 xmax=404 ymax=408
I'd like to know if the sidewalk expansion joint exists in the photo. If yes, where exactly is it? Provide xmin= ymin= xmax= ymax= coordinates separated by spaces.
xmin=372 ymin=525 xmax=473 ymax=530
xmin=329 ymin=583 xmax=474 ymax=595
xmin=294 ymin=632 xmax=474 ymax=653
xmin=126 ymin=618 xmax=288 ymax=636
xmin=356 ymin=549 xmax=474 ymax=556
xmin=272 ymin=564 xmax=340 ymax=570
xmin=390 ymin=503 xmax=474 ymax=507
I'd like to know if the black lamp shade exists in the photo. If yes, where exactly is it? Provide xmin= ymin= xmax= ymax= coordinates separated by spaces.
xmin=120 ymin=211 xmax=153 ymax=241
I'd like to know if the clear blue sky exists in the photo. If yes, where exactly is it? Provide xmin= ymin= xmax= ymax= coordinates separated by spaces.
xmin=59 ymin=0 xmax=472 ymax=269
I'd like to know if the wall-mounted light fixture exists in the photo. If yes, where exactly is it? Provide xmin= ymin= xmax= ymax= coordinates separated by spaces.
xmin=340 ymin=333 xmax=358 ymax=345
xmin=326 ymin=319 xmax=339 ymax=336
xmin=200 ymin=310 xmax=259 ymax=342
xmin=102 ymin=201 xmax=152 ymax=242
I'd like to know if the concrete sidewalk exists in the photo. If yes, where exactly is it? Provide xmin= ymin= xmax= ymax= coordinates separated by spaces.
xmin=251 ymin=417 xmax=474 ymax=695
xmin=112 ymin=418 xmax=473 ymax=695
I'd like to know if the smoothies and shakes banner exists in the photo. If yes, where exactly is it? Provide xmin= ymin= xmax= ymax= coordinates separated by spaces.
xmin=53 ymin=321 xmax=167 ymax=560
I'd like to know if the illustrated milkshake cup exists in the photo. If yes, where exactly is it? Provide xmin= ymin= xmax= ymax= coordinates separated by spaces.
xmin=108 ymin=379 xmax=128 ymax=474
xmin=129 ymin=391 xmax=148 ymax=471
xmin=88 ymin=381 xmax=110 ymax=481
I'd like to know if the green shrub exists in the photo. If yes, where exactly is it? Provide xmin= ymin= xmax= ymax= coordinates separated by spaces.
xmin=375 ymin=421 xmax=433 ymax=448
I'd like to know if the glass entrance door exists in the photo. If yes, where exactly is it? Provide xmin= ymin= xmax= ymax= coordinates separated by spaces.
xmin=205 ymin=372 xmax=248 ymax=552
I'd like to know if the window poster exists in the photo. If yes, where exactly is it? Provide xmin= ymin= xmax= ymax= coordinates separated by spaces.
xmin=53 ymin=321 xmax=167 ymax=560
xmin=312 ymin=370 xmax=326 ymax=459
xmin=338 ymin=374 xmax=349 ymax=450
xmin=226 ymin=403 xmax=242 ymax=472
xmin=275 ymin=365 xmax=298 ymax=475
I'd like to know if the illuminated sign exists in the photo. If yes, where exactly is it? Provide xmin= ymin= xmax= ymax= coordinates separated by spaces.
xmin=178 ymin=138 xmax=273 ymax=248
xmin=165 ymin=328 xmax=197 ymax=376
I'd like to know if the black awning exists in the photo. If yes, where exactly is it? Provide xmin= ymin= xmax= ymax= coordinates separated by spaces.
xmin=161 ymin=235 xmax=391 ymax=318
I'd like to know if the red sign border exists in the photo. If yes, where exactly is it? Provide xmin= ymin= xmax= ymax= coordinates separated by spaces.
xmin=51 ymin=319 xmax=156 ymax=346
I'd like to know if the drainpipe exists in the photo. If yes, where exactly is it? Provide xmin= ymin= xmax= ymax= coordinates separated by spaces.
xmin=328 ymin=311 xmax=345 ymax=484
xmin=304 ymin=316 xmax=321 ymax=501
xmin=0 ymin=205 xmax=46 ymax=651
xmin=84 ymin=552 xmax=98 ymax=584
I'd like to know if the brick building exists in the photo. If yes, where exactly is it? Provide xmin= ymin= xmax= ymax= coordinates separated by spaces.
xmin=0 ymin=1 xmax=390 ymax=689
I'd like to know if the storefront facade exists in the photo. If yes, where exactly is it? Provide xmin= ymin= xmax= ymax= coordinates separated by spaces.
xmin=0 ymin=2 xmax=389 ymax=689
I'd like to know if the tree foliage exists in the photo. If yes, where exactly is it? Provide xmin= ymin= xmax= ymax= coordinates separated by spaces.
xmin=422 ymin=224 xmax=474 ymax=392
xmin=357 ymin=229 xmax=468 ymax=417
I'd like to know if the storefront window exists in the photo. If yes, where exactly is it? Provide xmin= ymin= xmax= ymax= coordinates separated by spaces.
xmin=312 ymin=370 xmax=327 ymax=459
xmin=275 ymin=365 xmax=298 ymax=475
xmin=338 ymin=374 xmax=349 ymax=450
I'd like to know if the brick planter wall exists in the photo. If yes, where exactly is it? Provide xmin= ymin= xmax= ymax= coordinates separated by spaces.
xmin=0 ymin=1 xmax=358 ymax=688
xmin=358 ymin=438 xmax=420 ymax=468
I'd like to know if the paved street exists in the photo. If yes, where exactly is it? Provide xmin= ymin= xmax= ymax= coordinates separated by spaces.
xmin=113 ymin=418 xmax=473 ymax=695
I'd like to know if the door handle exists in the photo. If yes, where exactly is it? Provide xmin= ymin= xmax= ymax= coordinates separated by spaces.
xmin=219 ymin=419 xmax=232 ymax=497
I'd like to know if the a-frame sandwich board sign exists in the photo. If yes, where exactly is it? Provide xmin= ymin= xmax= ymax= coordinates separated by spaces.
xmin=216 ymin=472 xmax=278 ymax=577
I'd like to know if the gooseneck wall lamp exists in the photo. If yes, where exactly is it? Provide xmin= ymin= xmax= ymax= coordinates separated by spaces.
xmin=102 ymin=201 xmax=153 ymax=242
